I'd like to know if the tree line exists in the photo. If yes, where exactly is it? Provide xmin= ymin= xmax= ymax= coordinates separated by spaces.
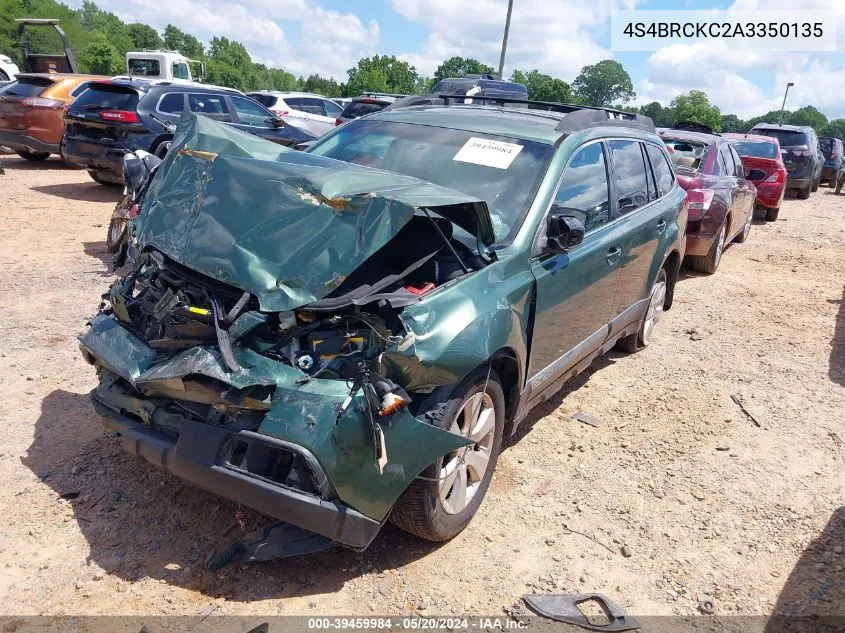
xmin=2 ymin=0 xmax=843 ymax=139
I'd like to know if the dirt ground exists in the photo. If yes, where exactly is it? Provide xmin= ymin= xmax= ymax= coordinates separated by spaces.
xmin=0 ymin=155 xmax=843 ymax=621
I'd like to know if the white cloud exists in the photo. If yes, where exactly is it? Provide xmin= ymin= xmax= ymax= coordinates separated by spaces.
xmin=393 ymin=0 xmax=641 ymax=80
xmin=64 ymin=0 xmax=376 ymax=81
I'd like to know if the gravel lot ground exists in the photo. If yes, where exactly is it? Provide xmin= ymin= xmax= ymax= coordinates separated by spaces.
xmin=0 ymin=155 xmax=843 ymax=621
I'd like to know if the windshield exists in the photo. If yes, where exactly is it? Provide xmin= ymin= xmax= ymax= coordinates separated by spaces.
xmin=753 ymin=128 xmax=808 ymax=147
xmin=732 ymin=140 xmax=778 ymax=159
xmin=308 ymin=119 xmax=554 ymax=243
xmin=662 ymin=137 xmax=708 ymax=171
xmin=128 ymin=58 xmax=161 ymax=77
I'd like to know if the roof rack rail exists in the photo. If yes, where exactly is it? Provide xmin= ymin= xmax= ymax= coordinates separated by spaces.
xmin=419 ymin=94 xmax=656 ymax=134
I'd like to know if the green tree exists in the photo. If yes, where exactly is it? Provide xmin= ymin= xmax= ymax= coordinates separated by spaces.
xmin=207 ymin=36 xmax=251 ymax=69
xmin=127 ymin=23 xmax=163 ymax=50
xmin=510 ymin=69 xmax=572 ymax=102
xmin=572 ymin=59 xmax=635 ymax=106
xmin=81 ymin=30 xmax=122 ymax=75
xmin=821 ymin=118 xmax=845 ymax=140
xmin=433 ymin=56 xmax=495 ymax=83
xmin=346 ymin=55 xmax=418 ymax=96
xmin=302 ymin=74 xmax=342 ymax=97
xmin=670 ymin=90 xmax=722 ymax=131
xmin=720 ymin=114 xmax=745 ymax=133
xmin=413 ymin=76 xmax=434 ymax=94
xmin=788 ymin=105 xmax=827 ymax=132
xmin=639 ymin=101 xmax=673 ymax=127
xmin=163 ymin=24 xmax=203 ymax=59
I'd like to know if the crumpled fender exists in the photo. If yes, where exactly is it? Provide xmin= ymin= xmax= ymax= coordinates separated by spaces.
xmin=382 ymin=259 xmax=534 ymax=392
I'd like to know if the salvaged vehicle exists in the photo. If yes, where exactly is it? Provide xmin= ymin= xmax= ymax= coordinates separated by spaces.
xmin=80 ymin=103 xmax=686 ymax=556
xmin=660 ymin=128 xmax=755 ymax=274
xmin=723 ymin=133 xmax=786 ymax=221
xmin=819 ymin=136 xmax=844 ymax=186
xmin=0 ymin=73 xmax=106 ymax=160
xmin=62 ymin=81 xmax=315 ymax=185
xmin=749 ymin=123 xmax=823 ymax=199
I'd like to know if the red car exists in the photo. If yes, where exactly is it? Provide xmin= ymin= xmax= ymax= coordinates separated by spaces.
xmin=722 ymin=133 xmax=786 ymax=221
xmin=660 ymin=129 xmax=756 ymax=274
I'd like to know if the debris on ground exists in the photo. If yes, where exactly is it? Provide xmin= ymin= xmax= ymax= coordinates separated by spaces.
xmin=572 ymin=412 xmax=603 ymax=428
xmin=523 ymin=593 xmax=640 ymax=631
xmin=730 ymin=394 xmax=761 ymax=427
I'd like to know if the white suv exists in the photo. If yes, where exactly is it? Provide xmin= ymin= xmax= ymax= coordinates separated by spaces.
xmin=247 ymin=91 xmax=343 ymax=137
xmin=0 ymin=54 xmax=20 ymax=81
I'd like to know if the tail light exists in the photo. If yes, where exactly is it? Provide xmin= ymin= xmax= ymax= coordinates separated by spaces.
xmin=20 ymin=97 xmax=64 ymax=109
xmin=793 ymin=149 xmax=812 ymax=157
xmin=685 ymin=189 xmax=715 ymax=220
xmin=99 ymin=110 xmax=139 ymax=123
xmin=271 ymin=108 xmax=289 ymax=116
xmin=335 ymin=118 xmax=343 ymax=126
xmin=764 ymin=169 xmax=785 ymax=183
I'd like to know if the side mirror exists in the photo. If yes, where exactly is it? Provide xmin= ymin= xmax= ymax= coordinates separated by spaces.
xmin=546 ymin=213 xmax=585 ymax=253
xmin=270 ymin=117 xmax=285 ymax=128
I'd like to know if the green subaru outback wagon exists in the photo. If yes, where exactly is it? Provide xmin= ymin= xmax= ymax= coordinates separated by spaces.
xmin=80 ymin=103 xmax=686 ymax=558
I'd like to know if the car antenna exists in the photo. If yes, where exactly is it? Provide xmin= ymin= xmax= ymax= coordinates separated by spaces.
xmin=422 ymin=208 xmax=469 ymax=274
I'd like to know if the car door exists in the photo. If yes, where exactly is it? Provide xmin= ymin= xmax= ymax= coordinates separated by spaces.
xmin=229 ymin=95 xmax=274 ymax=130
xmin=528 ymin=141 xmax=622 ymax=380
xmin=716 ymin=142 xmax=743 ymax=235
xmin=297 ymin=97 xmax=335 ymax=135
xmin=187 ymin=93 xmax=233 ymax=123
xmin=610 ymin=140 xmax=674 ymax=322
xmin=728 ymin=143 xmax=755 ymax=223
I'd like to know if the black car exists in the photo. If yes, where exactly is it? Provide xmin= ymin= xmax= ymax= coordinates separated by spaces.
xmin=749 ymin=123 xmax=824 ymax=199
xmin=819 ymin=136 xmax=844 ymax=186
xmin=62 ymin=81 xmax=316 ymax=185
xmin=335 ymin=93 xmax=402 ymax=126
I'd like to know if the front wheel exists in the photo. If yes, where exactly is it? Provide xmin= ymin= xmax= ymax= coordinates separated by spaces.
xmin=390 ymin=367 xmax=505 ymax=542
xmin=107 ymin=217 xmax=128 ymax=252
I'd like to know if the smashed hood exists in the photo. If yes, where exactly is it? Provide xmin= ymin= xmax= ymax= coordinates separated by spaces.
xmin=136 ymin=113 xmax=495 ymax=313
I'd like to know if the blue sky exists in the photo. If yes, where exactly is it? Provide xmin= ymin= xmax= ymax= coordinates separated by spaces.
xmin=65 ymin=0 xmax=845 ymax=119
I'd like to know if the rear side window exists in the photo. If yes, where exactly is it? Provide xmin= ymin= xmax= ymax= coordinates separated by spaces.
xmin=70 ymin=84 xmax=140 ymax=112
xmin=188 ymin=93 xmax=230 ymax=118
xmin=719 ymin=144 xmax=739 ymax=177
xmin=323 ymin=99 xmax=342 ymax=117
xmin=608 ymin=140 xmax=649 ymax=214
xmin=128 ymin=58 xmax=160 ymax=77
xmin=646 ymin=144 xmax=675 ymax=197
xmin=0 ymin=78 xmax=52 ymax=97
xmin=295 ymin=98 xmax=325 ymax=115
xmin=728 ymin=145 xmax=745 ymax=178
xmin=69 ymin=82 xmax=92 ymax=98
xmin=552 ymin=143 xmax=611 ymax=232
xmin=340 ymin=100 xmax=386 ymax=119
xmin=157 ymin=92 xmax=185 ymax=113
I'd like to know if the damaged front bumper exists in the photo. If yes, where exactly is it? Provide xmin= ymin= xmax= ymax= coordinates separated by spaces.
xmin=80 ymin=313 xmax=470 ymax=551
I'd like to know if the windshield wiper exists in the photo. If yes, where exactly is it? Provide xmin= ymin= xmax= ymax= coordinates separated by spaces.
xmin=83 ymin=104 xmax=110 ymax=111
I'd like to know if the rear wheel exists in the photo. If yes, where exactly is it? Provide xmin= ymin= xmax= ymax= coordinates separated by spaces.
xmin=690 ymin=221 xmax=726 ymax=274
xmin=17 ymin=150 xmax=50 ymax=161
xmin=811 ymin=177 xmax=820 ymax=192
xmin=616 ymin=268 xmax=667 ymax=353
xmin=765 ymin=207 xmax=780 ymax=221
xmin=733 ymin=209 xmax=752 ymax=243
xmin=797 ymin=185 xmax=811 ymax=200
xmin=837 ymin=177 xmax=844 ymax=195
xmin=390 ymin=367 xmax=504 ymax=542
xmin=89 ymin=171 xmax=121 ymax=187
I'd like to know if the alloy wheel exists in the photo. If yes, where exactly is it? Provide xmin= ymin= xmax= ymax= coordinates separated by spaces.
xmin=713 ymin=223 xmax=726 ymax=267
xmin=641 ymin=276 xmax=667 ymax=346
xmin=439 ymin=391 xmax=496 ymax=515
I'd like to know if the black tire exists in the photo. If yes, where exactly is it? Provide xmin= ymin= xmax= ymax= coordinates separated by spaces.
xmin=765 ymin=207 xmax=780 ymax=221
xmin=689 ymin=221 xmax=726 ymax=274
xmin=107 ymin=198 xmax=130 ymax=252
xmin=616 ymin=268 xmax=668 ymax=353
xmin=89 ymin=171 xmax=122 ymax=187
xmin=811 ymin=177 xmax=820 ymax=192
xmin=837 ymin=178 xmax=843 ymax=195
xmin=16 ymin=150 xmax=50 ymax=161
xmin=390 ymin=367 xmax=505 ymax=542
xmin=797 ymin=185 xmax=811 ymax=200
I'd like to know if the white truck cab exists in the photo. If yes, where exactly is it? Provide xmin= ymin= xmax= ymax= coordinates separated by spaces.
xmin=0 ymin=54 xmax=20 ymax=81
xmin=125 ymin=50 xmax=202 ymax=84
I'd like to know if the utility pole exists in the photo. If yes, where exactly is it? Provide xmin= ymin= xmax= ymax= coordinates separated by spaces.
xmin=778 ymin=82 xmax=794 ymax=125
xmin=497 ymin=0 xmax=514 ymax=80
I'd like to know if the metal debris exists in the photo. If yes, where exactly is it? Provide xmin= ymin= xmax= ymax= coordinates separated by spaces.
xmin=523 ymin=593 xmax=640 ymax=632
xmin=572 ymin=412 xmax=603 ymax=428
xmin=730 ymin=394 xmax=761 ymax=427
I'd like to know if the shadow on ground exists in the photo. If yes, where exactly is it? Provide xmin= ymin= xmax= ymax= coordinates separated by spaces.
xmin=0 ymin=155 xmax=76 ymax=171
xmin=830 ymin=287 xmax=845 ymax=388
xmin=23 ymin=390 xmax=443 ymax=602
xmin=32 ymin=182 xmax=123 ymax=203
xmin=763 ymin=506 xmax=845 ymax=631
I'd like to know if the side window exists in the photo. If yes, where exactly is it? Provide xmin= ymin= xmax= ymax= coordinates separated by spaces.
xmin=284 ymin=97 xmax=301 ymax=110
xmin=608 ymin=139 xmax=649 ymax=214
xmin=641 ymin=143 xmax=658 ymax=202
xmin=719 ymin=144 xmax=736 ymax=178
xmin=172 ymin=63 xmax=190 ymax=80
xmin=70 ymin=82 xmax=90 ymax=98
xmin=231 ymin=96 xmax=272 ymax=127
xmin=297 ymin=98 xmax=325 ymax=115
xmin=715 ymin=147 xmax=728 ymax=176
xmin=551 ymin=143 xmax=611 ymax=233
xmin=323 ymin=99 xmax=342 ymax=117
xmin=728 ymin=145 xmax=745 ymax=178
xmin=646 ymin=144 xmax=675 ymax=197
xmin=157 ymin=92 xmax=185 ymax=113
xmin=187 ymin=94 xmax=232 ymax=121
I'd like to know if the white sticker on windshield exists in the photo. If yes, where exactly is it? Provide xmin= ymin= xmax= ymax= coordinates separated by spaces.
xmin=453 ymin=137 xmax=524 ymax=170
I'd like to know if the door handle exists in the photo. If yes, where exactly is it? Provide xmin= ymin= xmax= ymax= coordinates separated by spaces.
xmin=656 ymin=219 xmax=667 ymax=234
xmin=605 ymin=246 xmax=622 ymax=265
